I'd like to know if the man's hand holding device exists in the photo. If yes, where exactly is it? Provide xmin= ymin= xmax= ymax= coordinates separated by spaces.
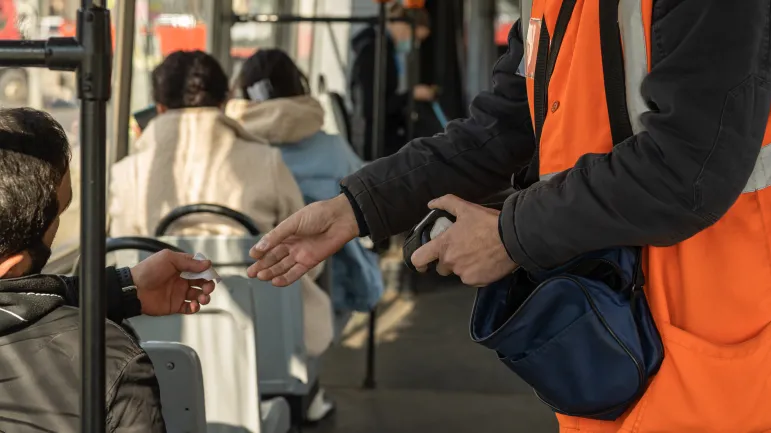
xmin=406 ymin=194 xmax=518 ymax=287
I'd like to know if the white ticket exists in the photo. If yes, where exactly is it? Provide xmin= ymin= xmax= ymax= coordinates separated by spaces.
xmin=180 ymin=252 xmax=222 ymax=283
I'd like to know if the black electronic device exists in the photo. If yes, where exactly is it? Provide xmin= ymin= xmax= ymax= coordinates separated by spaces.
xmin=403 ymin=209 xmax=456 ymax=272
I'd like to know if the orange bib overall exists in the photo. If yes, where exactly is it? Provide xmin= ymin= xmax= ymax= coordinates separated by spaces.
xmin=523 ymin=0 xmax=771 ymax=431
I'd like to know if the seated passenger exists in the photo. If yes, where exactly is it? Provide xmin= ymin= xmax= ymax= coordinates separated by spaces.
xmin=108 ymin=51 xmax=334 ymax=358
xmin=227 ymin=48 xmax=384 ymax=317
xmin=0 ymin=107 xmax=216 ymax=431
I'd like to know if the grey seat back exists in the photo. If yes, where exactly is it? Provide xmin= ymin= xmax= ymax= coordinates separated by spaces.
xmin=131 ymin=235 xmax=317 ymax=395
xmin=141 ymin=342 xmax=207 ymax=433
xmin=130 ymin=244 xmax=262 ymax=432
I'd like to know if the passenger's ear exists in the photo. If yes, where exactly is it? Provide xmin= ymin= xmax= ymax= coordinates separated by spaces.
xmin=156 ymin=104 xmax=168 ymax=114
xmin=0 ymin=254 xmax=26 ymax=279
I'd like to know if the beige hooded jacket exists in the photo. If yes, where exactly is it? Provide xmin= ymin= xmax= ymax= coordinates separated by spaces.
xmin=225 ymin=95 xmax=325 ymax=144
xmin=108 ymin=107 xmax=332 ymax=355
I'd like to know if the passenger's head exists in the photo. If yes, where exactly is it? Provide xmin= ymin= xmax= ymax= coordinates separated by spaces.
xmin=387 ymin=3 xmax=431 ymax=51
xmin=0 ymin=108 xmax=72 ymax=278
xmin=236 ymin=49 xmax=310 ymax=102
xmin=152 ymin=50 xmax=230 ymax=113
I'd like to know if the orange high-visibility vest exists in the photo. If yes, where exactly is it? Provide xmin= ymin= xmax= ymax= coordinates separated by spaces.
xmin=520 ymin=0 xmax=771 ymax=432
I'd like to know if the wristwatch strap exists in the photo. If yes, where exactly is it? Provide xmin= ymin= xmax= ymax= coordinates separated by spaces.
xmin=114 ymin=267 xmax=142 ymax=319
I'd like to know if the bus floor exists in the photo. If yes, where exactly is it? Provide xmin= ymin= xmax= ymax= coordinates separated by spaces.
xmin=306 ymin=271 xmax=559 ymax=433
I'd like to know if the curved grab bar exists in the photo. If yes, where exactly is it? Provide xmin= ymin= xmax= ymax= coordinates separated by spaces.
xmin=72 ymin=237 xmax=184 ymax=276
xmin=106 ymin=237 xmax=185 ymax=254
xmin=154 ymin=204 xmax=261 ymax=237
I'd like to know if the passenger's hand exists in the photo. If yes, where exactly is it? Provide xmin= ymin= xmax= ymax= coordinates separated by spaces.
xmin=413 ymin=84 xmax=436 ymax=102
xmin=248 ymin=194 xmax=359 ymax=287
xmin=411 ymin=195 xmax=518 ymax=287
xmin=130 ymin=250 xmax=217 ymax=316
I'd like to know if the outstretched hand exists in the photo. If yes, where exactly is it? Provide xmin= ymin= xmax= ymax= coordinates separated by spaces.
xmin=248 ymin=194 xmax=359 ymax=286
xmin=130 ymin=250 xmax=217 ymax=315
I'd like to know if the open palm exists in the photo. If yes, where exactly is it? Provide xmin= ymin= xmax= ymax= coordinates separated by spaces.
xmin=247 ymin=195 xmax=360 ymax=286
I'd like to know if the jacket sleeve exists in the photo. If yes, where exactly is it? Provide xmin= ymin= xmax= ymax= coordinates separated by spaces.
xmin=341 ymin=22 xmax=536 ymax=241
xmin=500 ymin=0 xmax=771 ymax=272
xmin=106 ymin=353 xmax=166 ymax=433
xmin=62 ymin=267 xmax=142 ymax=324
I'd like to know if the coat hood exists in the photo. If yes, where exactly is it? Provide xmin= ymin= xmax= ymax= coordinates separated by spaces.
xmin=0 ymin=275 xmax=65 ymax=336
xmin=226 ymin=95 xmax=325 ymax=144
xmin=135 ymin=107 xmax=265 ymax=153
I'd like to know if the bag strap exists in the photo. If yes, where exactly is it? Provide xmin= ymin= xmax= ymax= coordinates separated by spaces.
xmin=533 ymin=0 xmax=578 ymax=144
xmin=598 ymin=0 xmax=645 ymax=286
xmin=599 ymin=0 xmax=634 ymax=144
xmin=520 ymin=0 xmax=579 ymax=185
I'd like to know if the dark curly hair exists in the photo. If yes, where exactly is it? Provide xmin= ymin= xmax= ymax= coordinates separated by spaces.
xmin=236 ymin=48 xmax=310 ymax=101
xmin=0 ymin=108 xmax=70 ymax=260
xmin=152 ymin=50 xmax=229 ymax=109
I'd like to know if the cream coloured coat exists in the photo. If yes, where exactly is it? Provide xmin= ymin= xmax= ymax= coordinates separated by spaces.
xmin=108 ymin=107 xmax=332 ymax=355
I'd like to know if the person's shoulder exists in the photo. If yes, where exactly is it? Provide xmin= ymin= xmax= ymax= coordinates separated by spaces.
xmin=14 ymin=306 xmax=144 ymax=393
xmin=105 ymin=317 xmax=145 ymax=360
xmin=40 ymin=306 xmax=143 ymax=356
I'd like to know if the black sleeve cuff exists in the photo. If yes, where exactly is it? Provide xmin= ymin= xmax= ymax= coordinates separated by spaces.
xmin=499 ymin=191 xmax=545 ymax=272
xmin=105 ymin=266 xmax=142 ymax=323
xmin=61 ymin=276 xmax=79 ymax=306
xmin=341 ymin=185 xmax=370 ymax=238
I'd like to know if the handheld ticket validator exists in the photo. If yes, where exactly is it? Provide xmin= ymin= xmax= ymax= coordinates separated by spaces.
xmin=403 ymin=209 xmax=456 ymax=272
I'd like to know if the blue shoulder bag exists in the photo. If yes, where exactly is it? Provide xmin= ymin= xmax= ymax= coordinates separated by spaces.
xmin=469 ymin=247 xmax=663 ymax=420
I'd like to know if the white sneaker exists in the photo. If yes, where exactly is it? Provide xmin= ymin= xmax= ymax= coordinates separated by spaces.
xmin=305 ymin=388 xmax=335 ymax=422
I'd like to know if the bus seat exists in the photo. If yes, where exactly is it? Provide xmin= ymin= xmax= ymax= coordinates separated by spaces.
xmin=131 ymin=268 xmax=263 ymax=433
xmin=329 ymin=92 xmax=351 ymax=142
xmin=141 ymin=342 xmax=207 ymax=433
xmin=154 ymin=236 xmax=319 ymax=398
xmin=127 ymin=235 xmax=318 ymax=427
xmin=146 ymin=204 xmax=320 ymax=425
xmin=318 ymin=90 xmax=352 ymax=143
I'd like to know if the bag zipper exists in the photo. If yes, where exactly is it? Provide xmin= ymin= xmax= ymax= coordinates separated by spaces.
xmin=528 ymin=275 xmax=646 ymax=418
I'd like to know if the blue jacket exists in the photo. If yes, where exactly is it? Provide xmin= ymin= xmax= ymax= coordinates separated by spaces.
xmin=227 ymin=96 xmax=384 ymax=312
xmin=279 ymin=132 xmax=385 ymax=312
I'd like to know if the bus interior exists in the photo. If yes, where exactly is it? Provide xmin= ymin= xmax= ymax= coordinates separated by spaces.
xmin=1 ymin=0 xmax=558 ymax=432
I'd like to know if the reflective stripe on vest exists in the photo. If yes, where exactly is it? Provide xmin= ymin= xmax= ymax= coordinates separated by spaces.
xmin=537 ymin=0 xmax=771 ymax=194
xmin=619 ymin=0 xmax=649 ymax=136
xmin=540 ymin=144 xmax=771 ymax=193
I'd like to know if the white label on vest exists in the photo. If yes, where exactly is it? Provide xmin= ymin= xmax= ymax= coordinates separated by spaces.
xmin=525 ymin=18 xmax=543 ymax=79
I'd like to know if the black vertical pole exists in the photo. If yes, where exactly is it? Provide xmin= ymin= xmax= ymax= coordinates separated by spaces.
xmin=363 ymin=307 xmax=377 ymax=389
xmin=79 ymin=0 xmax=111 ymax=431
xmin=371 ymin=2 xmax=388 ymax=160
xmin=363 ymin=2 xmax=388 ymax=389
xmin=406 ymin=12 xmax=417 ymax=141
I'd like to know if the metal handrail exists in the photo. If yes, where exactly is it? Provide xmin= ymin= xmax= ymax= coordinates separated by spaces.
xmin=0 ymin=1 xmax=114 ymax=430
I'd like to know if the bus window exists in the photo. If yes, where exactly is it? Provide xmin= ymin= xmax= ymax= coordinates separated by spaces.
xmin=495 ymin=0 xmax=520 ymax=56
xmin=39 ymin=0 xmax=100 ymax=267
xmin=230 ymin=0 xmax=284 ymax=84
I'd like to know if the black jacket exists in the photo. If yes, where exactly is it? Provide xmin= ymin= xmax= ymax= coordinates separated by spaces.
xmin=0 ymin=268 xmax=165 ymax=432
xmin=349 ymin=26 xmax=409 ymax=159
xmin=342 ymin=0 xmax=771 ymax=272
